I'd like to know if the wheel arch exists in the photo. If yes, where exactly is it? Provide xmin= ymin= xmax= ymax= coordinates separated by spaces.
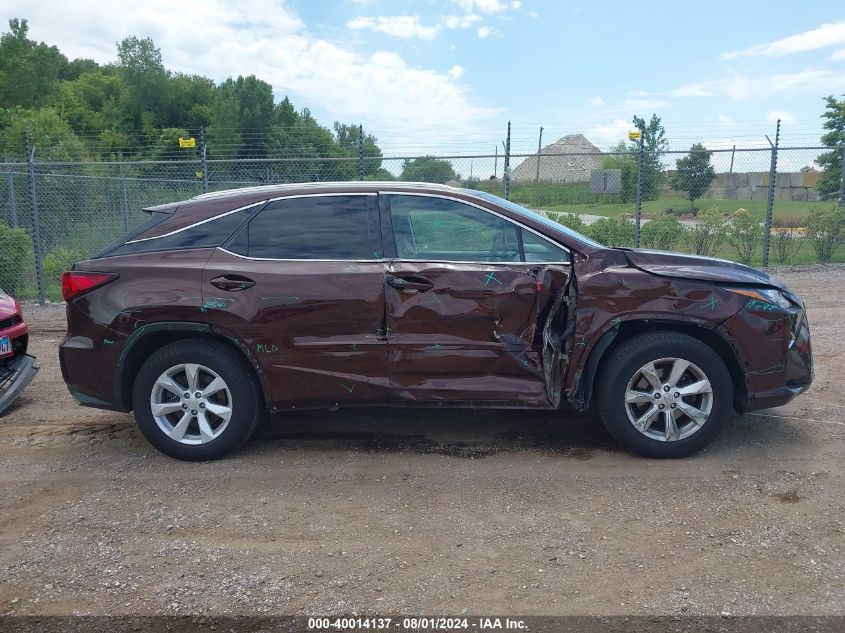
xmin=570 ymin=319 xmax=747 ymax=413
xmin=113 ymin=322 xmax=270 ymax=412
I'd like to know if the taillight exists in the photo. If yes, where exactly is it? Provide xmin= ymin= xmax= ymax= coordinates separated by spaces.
xmin=61 ymin=272 xmax=118 ymax=302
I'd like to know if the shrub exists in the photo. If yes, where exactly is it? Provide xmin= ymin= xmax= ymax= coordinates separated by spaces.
xmin=805 ymin=204 xmax=845 ymax=263
xmin=684 ymin=208 xmax=725 ymax=257
xmin=43 ymin=246 xmax=88 ymax=286
xmin=547 ymin=212 xmax=587 ymax=234
xmin=770 ymin=228 xmax=804 ymax=264
xmin=640 ymin=215 xmax=683 ymax=251
xmin=587 ymin=216 xmax=635 ymax=247
xmin=724 ymin=214 xmax=764 ymax=265
xmin=0 ymin=222 xmax=35 ymax=295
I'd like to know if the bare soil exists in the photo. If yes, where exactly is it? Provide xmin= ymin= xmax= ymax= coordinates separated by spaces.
xmin=1 ymin=266 xmax=843 ymax=616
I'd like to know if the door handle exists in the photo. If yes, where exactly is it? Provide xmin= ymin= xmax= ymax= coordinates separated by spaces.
xmin=387 ymin=276 xmax=434 ymax=292
xmin=210 ymin=275 xmax=255 ymax=291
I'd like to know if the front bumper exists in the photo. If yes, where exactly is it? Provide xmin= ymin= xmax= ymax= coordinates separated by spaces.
xmin=721 ymin=300 xmax=813 ymax=413
xmin=0 ymin=353 xmax=39 ymax=415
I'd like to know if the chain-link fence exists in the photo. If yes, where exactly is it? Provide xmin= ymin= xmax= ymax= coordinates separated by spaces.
xmin=2 ymin=129 xmax=844 ymax=303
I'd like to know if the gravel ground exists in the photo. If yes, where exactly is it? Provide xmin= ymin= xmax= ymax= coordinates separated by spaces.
xmin=0 ymin=266 xmax=843 ymax=616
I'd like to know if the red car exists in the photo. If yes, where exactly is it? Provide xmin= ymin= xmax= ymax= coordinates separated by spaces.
xmin=0 ymin=289 xmax=38 ymax=414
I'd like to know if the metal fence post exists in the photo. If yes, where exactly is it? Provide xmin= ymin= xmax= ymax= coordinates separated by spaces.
xmin=838 ymin=144 xmax=845 ymax=207
xmin=535 ymin=126 xmax=543 ymax=183
xmin=634 ymin=134 xmax=645 ymax=248
xmin=762 ymin=119 xmax=781 ymax=268
xmin=4 ymin=151 xmax=18 ymax=227
xmin=357 ymin=125 xmax=365 ymax=181
xmin=503 ymin=121 xmax=511 ymax=200
xmin=25 ymin=135 xmax=45 ymax=305
xmin=120 ymin=173 xmax=131 ymax=232
xmin=200 ymin=126 xmax=209 ymax=193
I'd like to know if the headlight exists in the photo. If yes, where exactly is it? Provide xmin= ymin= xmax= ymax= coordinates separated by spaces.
xmin=731 ymin=287 xmax=793 ymax=310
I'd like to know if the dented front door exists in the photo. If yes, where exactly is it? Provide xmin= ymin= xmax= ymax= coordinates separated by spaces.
xmin=382 ymin=193 xmax=572 ymax=406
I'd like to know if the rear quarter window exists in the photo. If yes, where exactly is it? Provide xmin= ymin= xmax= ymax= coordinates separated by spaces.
xmin=106 ymin=205 xmax=259 ymax=257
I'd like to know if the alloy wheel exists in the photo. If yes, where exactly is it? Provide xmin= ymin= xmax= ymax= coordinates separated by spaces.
xmin=623 ymin=357 xmax=713 ymax=442
xmin=149 ymin=363 xmax=233 ymax=445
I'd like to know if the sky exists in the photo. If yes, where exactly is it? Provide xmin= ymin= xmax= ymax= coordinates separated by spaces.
xmin=4 ymin=0 xmax=845 ymax=167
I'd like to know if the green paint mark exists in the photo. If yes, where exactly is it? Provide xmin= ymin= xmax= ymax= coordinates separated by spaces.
xmin=103 ymin=338 xmax=115 ymax=345
xmin=484 ymin=271 xmax=503 ymax=287
xmin=351 ymin=342 xmax=358 ymax=351
xmin=701 ymin=296 xmax=718 ymax=311
xmin=341 ymin=383 xmax=356 ymax=393
xmin=426 ymin=293 xmax=444 ymax=306
xmin=576 ymin=338 xmax=586 ymax=349
xmin=256 ymin=343 xmax=279 ymax=353
xmin=200 ymin=298 xmax=231 ymax=313
xmin=611 ymin=317 xmax=622 ymax=327
xmin=522 ymin=358 xmax=530 ymax=367
xmin=373 ymin=251 xmax=381 ymax=258
xmin=433 ymin=343 xmax=442 ymax=350
xmin=345 ymin=263 xmax=360 ymax=272
xmin=745 ymin=298 xmax=781 ymax=312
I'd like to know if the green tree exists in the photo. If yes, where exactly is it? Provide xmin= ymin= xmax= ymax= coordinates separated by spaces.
xmin=0 ymin=106 xmax=87 ymax=160
xmin=671 ymin=143 xmax=716 ymax=211
xmin=632 ymin=113 xmax=668 ymax=201
xmin=400 ymin=156 xmax=457 ymax=183
xmin=816 ymin=95 xmax=845 ymax=201
xmin=0 ymin=18 xmax=68 ymax=108
xmin=116 ymin=35 xmax=168 ymax=130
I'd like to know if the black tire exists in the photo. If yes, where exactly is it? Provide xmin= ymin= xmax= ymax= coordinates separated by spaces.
xmin=132 ymin=339 xmax=262 ymax=460
xmin=597 ymin=332 xmax=732 ymax=458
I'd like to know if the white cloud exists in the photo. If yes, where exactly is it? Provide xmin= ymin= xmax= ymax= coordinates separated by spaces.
xmin=448 ymin=64 xmax=465 ymax=79
xmin=528 ymin=11 xmax=538 ymax=18
xmin=8 ymin=0 xmax=498 ymax=142
xmin=442 ymin=13 xmax=482 ymax=29
xmin=587 ymin=96 xmax=605 ymax=106
xmin=511 ymin=1 xmax=522 ymax=8
xmin=451 ymin=0 xmax=508 ymax=13
xmin=718 ymin=114 xmax=735 ymax=125
xmin=829 ymin=47 xmax=845 ymax=61
xmin=587 ymin=118 xmax=633 ymax=148
xmin=477 ymin=25 xmax=495 ymax=38
xmin=347 ymin=15 xmax=440 ymax=40
xmin=766 ymin=110 xmax=798 ymax=125
xmin=670 ymin=69 xmax=845 ymax=101
xmin=721 ymin=20 xmax=845 ymax=59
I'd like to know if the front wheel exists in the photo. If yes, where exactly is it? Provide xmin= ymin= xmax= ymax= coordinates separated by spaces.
xmin=132 ymin=339 xmax=262 ymax=460
xmin=597 ymin=332 xmax=733 ymax=458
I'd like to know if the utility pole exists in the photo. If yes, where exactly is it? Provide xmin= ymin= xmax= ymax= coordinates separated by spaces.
xmin=358 ymin=125 xmax=365 ymax=181
xmin=3 ymin=151 xmax=17 ymax=228
xmin=762 ymin=118 xmax=781 ymax=268
xmin=503 ymin=121 xmax=511 ymax=200
xmin=634 ymin=124 xmax=645 ymax=248
xmin=535 ymin=126 xmax=544 ymax=183
xmin=25 ymin=132 xmax=45 ymax=305
xmin=729 ymin=145 xmax=736 ymax=174
xmin=200 ymin=126 xmax=209 ymax=193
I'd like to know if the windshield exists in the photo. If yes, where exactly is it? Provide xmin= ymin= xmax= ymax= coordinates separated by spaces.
xmin=464 ymin=189 xmax=603 ymax=248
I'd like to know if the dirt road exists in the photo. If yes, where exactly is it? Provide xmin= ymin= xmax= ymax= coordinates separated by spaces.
xmin=1 ymin=266 xmax=843 ymax=616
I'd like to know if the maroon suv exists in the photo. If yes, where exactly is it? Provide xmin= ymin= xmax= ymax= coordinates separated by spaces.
xmin=59 ymin=182 xmax=813 ymax=460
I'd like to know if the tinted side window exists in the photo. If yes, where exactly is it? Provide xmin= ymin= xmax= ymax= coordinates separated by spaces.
xmin=521 ymin=229 xmax=570 ymax=263
xmin=108 ymin=206 xmax=257 ymax=256
xmin=389 ymin=195 xmax=520 ymax=262
xmin=235 ymin=195 xmax=373 ymax=260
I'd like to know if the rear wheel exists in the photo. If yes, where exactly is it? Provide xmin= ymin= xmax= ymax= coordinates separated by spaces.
xmin=132 ymin=339 xmax=261 ymax=460
xmin=597 ymin=332 xmax=732 ymax=458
